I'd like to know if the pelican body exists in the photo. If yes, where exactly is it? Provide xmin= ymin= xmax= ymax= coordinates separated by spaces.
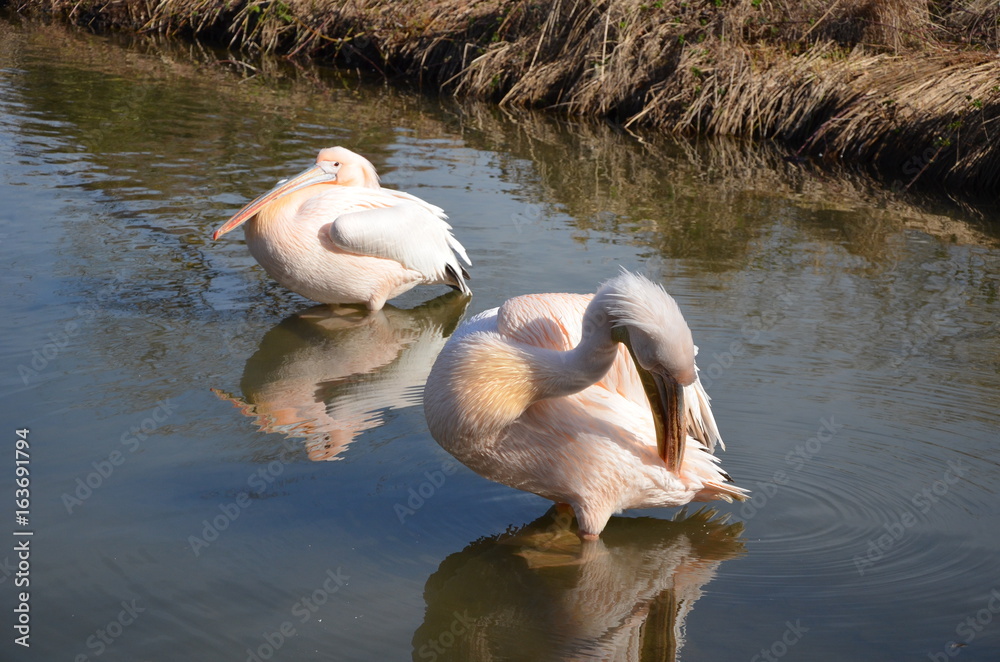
xmin=212 ymin=147 xmax=471 ymax=311
xmin=423 ymin=271 xmax=746 ymax=538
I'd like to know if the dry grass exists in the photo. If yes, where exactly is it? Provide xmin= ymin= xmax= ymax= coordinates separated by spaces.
xmin=9 ymin=0 xmax=1000 ymax=191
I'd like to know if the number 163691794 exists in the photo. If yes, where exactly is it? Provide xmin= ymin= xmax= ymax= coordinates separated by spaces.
xmin=15 ymin=428 xmax=29 ymax=526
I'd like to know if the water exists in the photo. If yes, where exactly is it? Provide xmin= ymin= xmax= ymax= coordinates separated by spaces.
xmin=1 ymin=16 xmax=999 ymax=661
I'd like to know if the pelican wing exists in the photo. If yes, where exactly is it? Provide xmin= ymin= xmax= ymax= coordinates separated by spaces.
xmin=329 ymin=201 xmax=471 ymax=294
xmin=685 ymin=372 xmax=722 ymax=452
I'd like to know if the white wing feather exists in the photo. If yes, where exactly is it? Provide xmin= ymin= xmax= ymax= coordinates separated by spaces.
xmin=294 ymin=186 xmax=471 ymax=292
xmin=361 ymin=188 xmax=471 ymax=267
xmin=685 ymin=375 xmax=723 ymax=452
xmin=329 ymin=202 xmax=470 ymax=290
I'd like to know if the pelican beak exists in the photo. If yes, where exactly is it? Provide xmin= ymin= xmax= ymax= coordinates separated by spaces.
xmin=614 ymin=328 xmax=686 ymax=472
xmin=212 ymin=164 xmax=336 ymax=240
xmin=646 ymin=370 xmax=686 ymax=472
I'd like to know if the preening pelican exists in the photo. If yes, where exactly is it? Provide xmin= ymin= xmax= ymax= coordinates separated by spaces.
xmin=423 ymin=271 xmax=747 ymax=539
xmin=212 ymin=147 xmax=471 ymax=311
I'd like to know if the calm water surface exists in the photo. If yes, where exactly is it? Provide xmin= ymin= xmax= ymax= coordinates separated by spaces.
xmin=1 ymin=17 xmax=999 ymax=662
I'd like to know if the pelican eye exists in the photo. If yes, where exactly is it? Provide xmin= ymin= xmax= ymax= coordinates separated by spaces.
xmin=332 ymin=161 xmax=340 ymax=167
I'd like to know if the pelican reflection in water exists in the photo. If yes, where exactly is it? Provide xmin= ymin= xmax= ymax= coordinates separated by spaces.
xmin=214 ymin=292 xmax=469 ymax=461
xmin=414 ymin=508 xmax=745 ymax=661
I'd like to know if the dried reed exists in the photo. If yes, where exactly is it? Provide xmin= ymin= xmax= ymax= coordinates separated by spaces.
xmin=10 ymin=0 xmax=1000 ymax=191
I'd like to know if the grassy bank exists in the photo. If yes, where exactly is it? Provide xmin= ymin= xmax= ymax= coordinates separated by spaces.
xmin=7 ymin=0 xmax=1000 ymax=192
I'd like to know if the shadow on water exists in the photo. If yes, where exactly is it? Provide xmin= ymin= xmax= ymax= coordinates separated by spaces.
xmin=414 ymin=507 xmax=745 ymax=662
xmin=214 ymin=291 xmax=469 ymax=462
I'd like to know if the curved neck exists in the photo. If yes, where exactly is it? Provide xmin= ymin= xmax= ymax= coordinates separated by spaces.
xmin=530 ymin=299 xmax=621 ymax=403
xmin=426 ymin=294 xmax=623 ymax=449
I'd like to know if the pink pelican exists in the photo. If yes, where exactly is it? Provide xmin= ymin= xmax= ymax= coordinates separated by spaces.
xmin=212 ymin=147 xmax=471 ymax=310
xmin=423 ymin=271 xmax=747 ymax=539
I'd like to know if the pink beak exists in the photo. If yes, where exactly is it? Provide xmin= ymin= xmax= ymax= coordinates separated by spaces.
xmin=212 ymin=164 xmax=337 ymax=240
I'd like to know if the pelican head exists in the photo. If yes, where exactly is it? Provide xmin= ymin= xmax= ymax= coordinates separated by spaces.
xmin=596 ymin=271 xmax=696 ymax=471
xmin=314 ymin=147 xmax=380 ymax=188
xmin=212 ymin=146 xmax=381 ymax=240
xmin=601 ymin=272 xmax=696 ymax=385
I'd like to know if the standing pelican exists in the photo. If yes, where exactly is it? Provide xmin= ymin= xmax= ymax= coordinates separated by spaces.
xmin=212 ymin=147 xmax=471 ymax=311
xmin=424 ymin=271 xmax=747 ymax=539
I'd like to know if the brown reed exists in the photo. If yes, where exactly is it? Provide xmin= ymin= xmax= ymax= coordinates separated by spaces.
xmin=10 ymin=0 xmax=1000 ymax=191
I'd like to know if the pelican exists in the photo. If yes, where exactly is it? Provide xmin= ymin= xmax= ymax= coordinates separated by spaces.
xmin=212 ymin=147 xmax=471 ymax=310
xmin=423 ymin=271 xmax=747 ymax=539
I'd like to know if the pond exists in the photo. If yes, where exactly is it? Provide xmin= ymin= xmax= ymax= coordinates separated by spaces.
xmin=1 ymin=15 xmax=999 ymax=662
